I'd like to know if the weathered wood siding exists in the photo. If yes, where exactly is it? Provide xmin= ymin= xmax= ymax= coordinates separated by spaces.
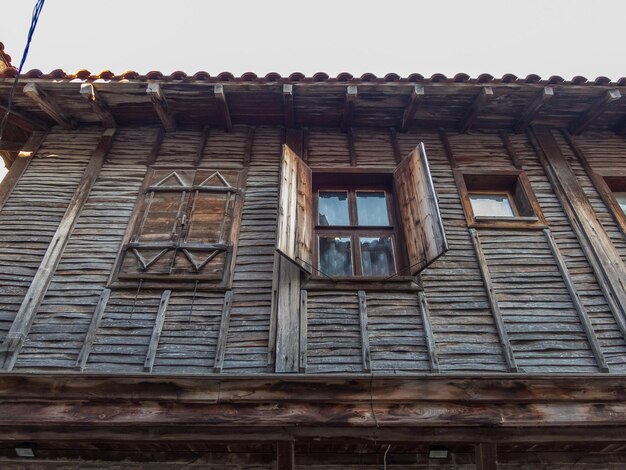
xmin=1 ymin=124 xmax=625 ymax=374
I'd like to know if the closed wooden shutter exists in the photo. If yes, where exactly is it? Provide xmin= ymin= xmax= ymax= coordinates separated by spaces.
xmin=276 ymin=144 xmax=313 ymax=274
xmin=394 ymin=142 xmax=448 ymax=275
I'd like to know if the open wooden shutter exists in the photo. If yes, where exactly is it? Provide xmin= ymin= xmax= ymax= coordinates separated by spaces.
xmin=276 ymin=144 xmax=313 ymax=274
xmin=394 ymin=142 xmax=448 ymax=275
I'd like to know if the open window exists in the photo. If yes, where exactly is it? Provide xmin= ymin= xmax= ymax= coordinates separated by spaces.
xmin=276 ymin=143 xmax=448 ymax=278
xmin=455 ymin=170 xmax=547 ymax=229
xmin=111 ymin=168 xmax=245 ymax=288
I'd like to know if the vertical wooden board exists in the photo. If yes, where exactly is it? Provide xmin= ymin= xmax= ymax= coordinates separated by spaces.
xmin=357 ymin=290 xmax=371 ymax=372
xmin=397 ymin=130 xmax=510 ymax=373
xmin=276 ymin=144 xmax=312 ymax=273
xmin=480 ymin=228 xmax=598 ymax=373
xmin=299 ymin=289 xmax=308 ymax=372
xmin=510 ymin=132 xmax=626 ymax=371
xmin=306 ymin=291 xmax=362 ymax=373
xmin=366 ymin=291 xmax=430 ymax=372
xmin=275 ymin=258 xmax=301 ymax=373
xmin=214 ymin=290 xmax=234 ymax=373
xmin=221 ymin=127 xmax=282 ymax=373
xmin=13 ymin=128 xmax=154 ymax=370
xmin=0 ymin=128 xmax=101 ymax=351
xmin=144 ymin=289 xmax=171 ymax=372
xmin=394 ymin=142 xmax=448 ymax=275
xmin=475 ymin=443 xmax=498 ymax=470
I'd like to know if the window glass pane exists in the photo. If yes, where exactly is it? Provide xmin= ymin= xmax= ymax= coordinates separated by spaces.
xmin=318 ymin=192 xmax=349 ymax=226
xmin=615 ymin=193 xmax=626 ymax=215
xmin=469 ymin=193 xmax=515 ymax=218
xmin=356 ymin=191 xmax=389 ymax=226
xmin=360 ymin=237 xmax=395 ymax=276
xmin=319 ymin=237 xmax=353 ymax=276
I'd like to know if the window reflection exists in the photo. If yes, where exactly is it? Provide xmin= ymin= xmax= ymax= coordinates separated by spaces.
xmin=319 ymin=237 xmax=353 ymax=276
xmin=356 ymin=192 xmax=389 ymax=226
xmin=318 ymin=192 xmax=349 ymax=226
xmin=360 ymin=237 xmax=395 ymax=276
xmin=614 ymin=193 xmax=626 ymax=215
xmin=469 ymin=193 xmax=515 ymax=218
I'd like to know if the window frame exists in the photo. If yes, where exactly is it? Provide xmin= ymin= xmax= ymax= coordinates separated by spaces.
xmin=312 ymin=176 xmax=403 ymax=279
xmin=455 ymin=169 xmax=547 ymax=229
xmin=593 ymin=170 xmax=626 ymax=237
xmin=108 ymin=165 xmax=246 ymax=291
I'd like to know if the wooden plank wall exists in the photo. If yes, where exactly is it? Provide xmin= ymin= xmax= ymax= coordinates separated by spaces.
xmin=0 ymin=124 xmax=625 ymax=374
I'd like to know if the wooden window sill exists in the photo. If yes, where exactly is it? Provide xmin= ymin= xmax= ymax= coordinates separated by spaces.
xmin=302 ymin=275 xmax=421 ymax=291
xmin=470 ymin=215 xmax=547 ymax=230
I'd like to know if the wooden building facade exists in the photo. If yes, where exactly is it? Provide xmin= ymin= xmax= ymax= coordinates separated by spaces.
xmin=2 ymin=54 xmax=626 ymax=467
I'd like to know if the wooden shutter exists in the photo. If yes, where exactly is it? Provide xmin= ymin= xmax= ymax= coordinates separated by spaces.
xmin=276 ymin=144 xmax=313 ymax=274
xmin=394 ymin=142 xmax=448 ymax=275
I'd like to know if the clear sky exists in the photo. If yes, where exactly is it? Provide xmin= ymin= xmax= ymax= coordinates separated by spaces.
xmin=1 ymin=0 xmax=625 ymax=181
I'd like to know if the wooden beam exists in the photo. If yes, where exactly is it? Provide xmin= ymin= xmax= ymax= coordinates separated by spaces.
xmin=214 ymin=84 xmax=232 ymax=132
xmin=277 ymin=441 xmax=295 ymax=470
xmin=543 ymin=229 xmax=609 ymax=372
xmin=500 ymin=130 xmax=523 ymax=169
xmin=0 ymin=140 xmax=27 ymax=152
xmin=299 ymin=289 xmax=307 ymax=373
xmin=193 ymin=125 xmax=210 ymax=166
xmin=144 ymin=289 xmax=171 ymax=372
xmin=400 ymin=84 xmax=425 ymax=132
xmin=75 ymin=288 xmax=110 ymax=371
xmin=418 ymin=291 xmax=439 ymax=372
xmin=243 ymin=126 xmax=256 ymax=166
xmin=147 ymin=126 xmax=165 ymax=166
xmin=347 ymin=128 xmax=357 ymax=166
xmin=0 ymin=131 xmax=46 ymax=211
xmin=213 ymin=289 xmax=233 ymax=372
xmin=390 ymin=128 xmax=403 ymax=163
xmin=530 ymin=126 xmax=626 ymax=343
xmin=460 ymin=86 xmax=493 ymax=133
xmin=0 ymin=128 xmax=117 ymax=370
xmin=469 ymin=228 xmax=518 ymax=372
xmin=569 ymin=89 xmax=622 ymax=135
xmin=80 ymin=83 xmax=116 ymax=128
xmin=357 ymin=290 xmax=372 ymax=372
xmin=23 ymin=83 xmax=77 ymax=130
xmin=341 ymin=85 xmax=357 ymax=132
xmin=514 ymin=86 xmax=554 ymax=132
xmin=283 ymin=84 xmax=294 ymax=128
xmin=475 ymin=443 xmax=498 ymax=470
xmin=146 ymin=83 xmax=176 ymax=132
xmin=275 ymin=258 xmax=300 ymax=373
xmin=0 ymin=100 xmax=48 ymax=132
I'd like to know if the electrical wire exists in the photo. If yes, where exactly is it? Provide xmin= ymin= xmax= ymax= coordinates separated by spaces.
xmin=0 ymin=0 xmax=46 ymax=141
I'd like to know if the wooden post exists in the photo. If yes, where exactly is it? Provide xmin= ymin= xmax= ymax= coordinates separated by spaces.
xmin=347 ymin=128 xmax=357 ymax=166
xmin=341 ymin=85 xmax=357 ymax=132
xmin=23 ymin=83 xmax=77 ymax=130
xmin=400 ymin=84 xmax=424 ymax=132
xmin=357 ymin=290 xmax=372 ymax=372
xmin=276 ymin=441 xmax=295 ymax=470
xmin=193 ymin=125 xmax=210 ymax=167
xmin=500 ymin=130 xmax=522 ymax=169
xmin=144 ymin=289 xmax=171 ymax=372
xmin=0 ymin=131 xmax=47 ymax=212
xmin=146 ymin=83 xmax=176 ymax=132
xmin=80 ymin=83 xmax=116 ymax=128
xmin=475 ymin=443 xmax=498 ymax=470
xmin=283 ymin=84 xmax=294 ymax=129
xmin=418 ymin=291 xmax=440 ymax=372
xmin=0 ymin=128 xmax=117 ymax=370
xmin=390 ymin=128 xmax=403 ymax=164
xmin=299 ymin=289 xmax=308 ymax=373
xmin=469 ymin=228 xmax=518 ymax=372
xmin=75 ymin=288 xmax=111 ymax=371
xmin=275 ymin=258 xmax=301 ymax=373
xmin=213 ymin=290 xmax=233 ymax=372
xmin=214 ymin=85 xmax=232 ymax=132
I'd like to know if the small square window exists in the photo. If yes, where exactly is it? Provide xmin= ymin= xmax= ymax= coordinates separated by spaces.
xmin=614 ymin=192 xmax=626 ymax=215
xmin=455 ymin=170 xmax=546 ymax=229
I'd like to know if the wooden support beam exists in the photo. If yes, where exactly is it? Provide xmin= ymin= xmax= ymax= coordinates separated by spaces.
xmin=439 ymin=129 xmax=458 ymax=169
xmin=213 ymin=290 xmax=233 ymax=372
xmin=146 ymin=83 xmax=176 ymax=132
xmin=144 ymin=289 xmax=171 ymax=372
xmin=469 ymin=228 xmax=518 ymax=372
xmin=418 ymin=291 xmax=440 ymax=372
xmin=0 ymin=131 xmax=46 ymax=212
xmin=347 ymin=128 xmax=357 ymax=166
xmin=475 ymin=443 xmax=498 ymax=470
xmin=302 ymin=127 xmax=310 ymax=163
xmin=500 ymin=130 xmax=523 ymax=169
xmin=23 ymin=83 xmax=77 ymax=130
xmin=341 ymin=85 xmax=357 ymax=132
xmin=243 ymin=126 xmax=256 ymax=166
xmin=569 ymin=89 xmax=621 ymax=135
xmin=0 ymin=128 xmax=117 ymax=370
xmin=357 ymin=290 xmax=372 ymax=372
xmin=275 ymin=257 xmax=301 ymax=373
xmin=214 ymin=84 xmax=232 ymax=132
xmin=75 ymin=288 xmax=111 ymax=371
xmin=0 ymin=100 xmax=48 ymax=132
xmin=400 ymin=84 xmax=425 ymax=132
xmin=277 ymin=441 xmax=295 ymax=470
xmin=390 ymin=128 xmax=403 ymax=163
xmin=0 ymin=140 xmax=27 ymax=152
xmin=543 ymin=229 xmax=609 ymax=372
xmin=283 ymin=84 xmax=294 ymax=128
xmin=147 ymin=127 xmax=165 ymax=166
xmin=193 ymin=125 xmax=210 ymax=167
xmin=299 ymin=289 xmax=307 ymax=373
xmin=530 ymin=126 xmax=626 ymax=343
xmin=514 ymin=86 xmax=554 ymax=132
xmin=80 ymin=83 xmax=116 ymax=128
xmin=460 ymin=86 xmax=493 ymax=133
